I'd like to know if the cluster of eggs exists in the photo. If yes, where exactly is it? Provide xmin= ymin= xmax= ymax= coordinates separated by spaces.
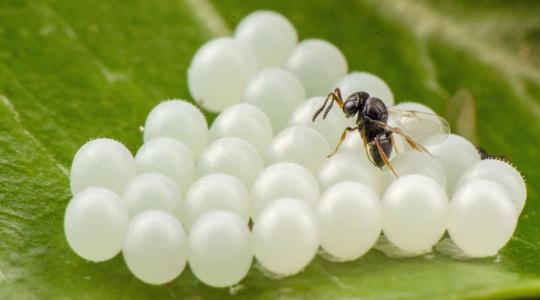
xmin=64 ymin=10 xmax=526 ymax=288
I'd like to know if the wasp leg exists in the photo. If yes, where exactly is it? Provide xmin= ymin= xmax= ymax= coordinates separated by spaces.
xmin=375 ymin=137 xmax=398 ymax=177
xmin=361 ymin=129 xmax=377 ymax=166
xmin=328 ymin=126 xmax=357 ymax=158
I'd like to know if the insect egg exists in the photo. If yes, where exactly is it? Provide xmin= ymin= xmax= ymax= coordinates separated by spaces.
xmin=252 ymin=198 xmax=320 ymax=276
xmin=197 ymin=137 xmax=264 ymax=187
xmin=243 ymin=68 xmax=305 ymax=132
xmin=70 ymin=138 xmax=135 ymax=195
xmin=135 ymin=137 xmax=195 ymax=194
xmin=183 ymin=173 xmax=250 ymax=230
xmin=188 ymin=38 xmax=257 ymax=113
xmin=209 ymin=103 xmax=273 ymax=156
xmin=234 ymin=10 xmax=298 ymax=68
xmin=393 ymin=101 xmax=437 ymax=114
xmin=286 ymin=39 xmax=348 ymax=97
xmin=251 ymin=162 xmax=320 ymax=219
xmin=425 ymin=134 xmax=481 ymax=194
xmin=143 ymin=99 xmax=208 ymax=159
xmin=267 ymin=125 xmax=330 ymax=174
xmin=449 ymin=179 xmax=518 ymax=257
xmin=188 ymin=211 xmax=252 ymax=288
xmin=122 ymin=210 xmax=188 ymax=285
xmin=381 ymin=151 xmax=446 ymax=191
xmin=317 ymin=181 xmax=382 ymax=261
xmin=64 ymin=187 xmax=129 ymax=262
xmin=122 ymin=173 xmax=182 ymax=218
xmin=382 ymin=175 xmax=448 ymax=253
xmin=336 ymin=72 xmax=394 ymax=107
xmin=317 ymin=152 xmax=380 ymax=193
xmin=456 ymin=159 xmax=526 ymax=214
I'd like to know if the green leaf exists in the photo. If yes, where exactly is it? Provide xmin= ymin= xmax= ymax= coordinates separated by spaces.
xmin=1 ymin=0 xmax=540 ymax=299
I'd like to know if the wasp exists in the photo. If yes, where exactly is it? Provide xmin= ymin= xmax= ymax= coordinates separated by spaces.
xmin=313 ymin=88 xmax=449 ymax=176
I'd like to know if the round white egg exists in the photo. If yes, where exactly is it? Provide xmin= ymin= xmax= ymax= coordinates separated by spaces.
xmin=382 ymin=175 xmax=448 ymax=253
xmin=393 ymin=101 xmax=436 ymax=114
xmin=188 ymin=38 xmax=257 ymax=112
xmin=425 ymin=134 xmax=481 ymax=193
xmin=251 ymin=162 xmax=320 ymax=218
xmin=252 ymin=198 xmax=319 ymax=276
xmin=143 ymin=99 xmax=208 ymax=158
xmin=188 ymin=211 xmax=252 ymax=288
xmin=64 ymin=187 xmax=129 ymax=262
xmin=449 ymin=179 xmax=518 ymax=257
xmin=289 ymin=96 xmax=352 ymax=147
xmin=197 ymin=137 xmax=263 ymax=187
xmin=234 ymin=10 xmax=297 ymax=68
xmin=317 ymin=181 xmax=382 ymax=261
xmin=122 ymin=210 xmax=188 ymax=285
xmin=122 ymin=173 xmax=182 ymax=218
xmin=70 ymin=138 xmax=135 ymax=195
xmin=286 ymin=39 xmax=348 ymax=97
xmin=317 ymin=152 xmax=380 ymax=193
xmin=243 ymin=68 xmax=305 ymax=131
xmin=336 ymin=72 xmax=394 ymax=107
xmin=209 ymin=103 xmax=273 ymax=155
xmin=381 ymin=151 xmax=446 ymax=190
xmin=268 ymin=126 xmax=330 ymax=174
xmin=183 ymin=173 xmax=250 ymax=230
xmin=456 ymin=159 xmax=526 ymax=213
xmin=135 ymin=137 xmax=195 ymax=194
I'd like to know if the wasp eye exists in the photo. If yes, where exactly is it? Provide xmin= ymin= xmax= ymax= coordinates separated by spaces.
xmin=343 ymin=100 xmax=359 ymax=118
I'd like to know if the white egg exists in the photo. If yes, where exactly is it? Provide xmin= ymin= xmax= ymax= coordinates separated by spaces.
xmin=317 ymin=181 xmax=382 ymax=261
xmin=70 ymin=138 xmax=135 ymax=195
xmin=425 ymin=134 xmax=481 ymax=193
xmin=243 ymin=68 xmax=305 ymax=131
xmin=122 ymin=173 xmax=182 ymax=218
xmin=253 ymin=198 xmax=319 ymax=276
xmin=122 ymin=210 xmax=188 ymax=285
xmin=286 ymin=39 xmax=348 ymax=97
xmin=135 ymin=137 xmax=195 ymax=194
xmin=183 ymin=173 xmax=250 ymax=230
xmin=339 ymin=130 xmax=365 ymax=154
xmin=143 ymin=99 xmax=208 ymax=158
xmin=289 ymin=96 xmax=352 ymax=147
xmin=456 ymin=159 xmax=526 ymax=213
xmin=197 ymin=137 xmax=263 ymax=187
xmin=188 ymin=211 xmax=252 ymax=288
xmin=393 ymin=101 xmax=436 ymax=114
xmin=382 ymin=175 xmax=448 ymax=253
xmin=234 ymin=10 xmax=297 ymax=68
xmin=317 ymin=152 xmax=380 ymax=193
xmin=64 ymin=187 xmax=129 ymax=262
xmin=336 ymin=72 xmax=394 ymax=107
xmin=188 ymin=38 xmax=257 ymax=112
xmin=251 ymin=162 xmax=320 ymax=219
xmin=209 ymin=103 xmax=273 ymax=155
xmin=268 ymin=126 xmax=331 ymax=174
xmin=381 ymin=151 xmax=446 ymax=191
xmin=449 ymin=180 xmax=518 ymax=257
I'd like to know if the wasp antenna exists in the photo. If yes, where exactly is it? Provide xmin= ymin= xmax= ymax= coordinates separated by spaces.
xmin=323 ymin=98 xmax=335 ymax=119
xmin=312 ymin=93 xmax=332 ymax=122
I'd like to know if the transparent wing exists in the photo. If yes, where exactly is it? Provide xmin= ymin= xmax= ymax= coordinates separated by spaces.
xmin=387 ymin=108 xmax=450 ymax=145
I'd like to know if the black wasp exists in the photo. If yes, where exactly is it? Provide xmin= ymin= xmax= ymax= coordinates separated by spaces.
xmin=312 ymin=88 xmax=449 ymax=176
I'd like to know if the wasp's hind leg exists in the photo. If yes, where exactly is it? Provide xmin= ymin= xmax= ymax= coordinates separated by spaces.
xmin=328 ymin=126 xmax=357 ymax=158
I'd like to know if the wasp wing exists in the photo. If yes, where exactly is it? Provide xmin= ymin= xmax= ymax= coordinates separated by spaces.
xmin=387 ymin=108 xmax=450 ymax=145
